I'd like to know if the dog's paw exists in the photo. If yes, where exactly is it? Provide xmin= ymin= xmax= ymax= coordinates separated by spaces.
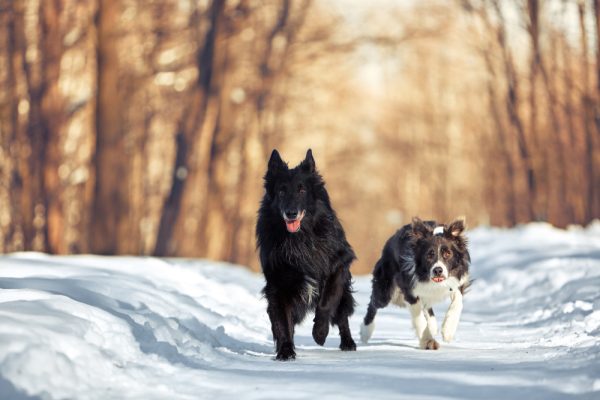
xmin=420 ymin=338 xmax=440 ymax=350
xmin=312 ymin=319 xmax=329 ymax=346
xmin=340 ymin=337 xmax=357 ymax=351
xmin=275 ymin=342 xmax=296 ymax=361
xmin=359 ymin=322 xmax=374 ymax=344
xmin=442 ymin=329 xmax=454 ymax=343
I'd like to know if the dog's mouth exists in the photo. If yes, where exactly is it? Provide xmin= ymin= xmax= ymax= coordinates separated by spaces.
xmin=284 ymin=211 xmax=305 ymax=233
xmin=431 ymin=277 xmax=446 ymax=283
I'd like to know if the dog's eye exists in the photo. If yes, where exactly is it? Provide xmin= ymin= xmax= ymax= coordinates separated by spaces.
xmin=443 ymin=249 xmax=452 ymax=259
xmin=427 ymin=250 xmax=435 ymax=259
xmin=278 ymin=188 xmax=286 ymax=196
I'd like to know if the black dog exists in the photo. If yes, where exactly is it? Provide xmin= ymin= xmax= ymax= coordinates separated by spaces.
xmin=256 ymin=149 xmax=357 ymax=360
xmin=360 ymin=218 xmax=471 ymax=350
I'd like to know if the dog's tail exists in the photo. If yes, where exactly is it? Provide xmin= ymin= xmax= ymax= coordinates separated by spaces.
xmin=460 ymin=278 xmax=475 ymax=295
xmin=360 ymin=303 xmax=377 ymax=343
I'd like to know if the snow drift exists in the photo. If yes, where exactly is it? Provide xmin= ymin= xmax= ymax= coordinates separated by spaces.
xmin=0 ymin=223 xmax=599 ymax=399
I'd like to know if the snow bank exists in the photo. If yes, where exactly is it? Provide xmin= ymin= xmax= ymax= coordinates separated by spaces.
xmin=0 ymin=223 xmax=598 ymax=399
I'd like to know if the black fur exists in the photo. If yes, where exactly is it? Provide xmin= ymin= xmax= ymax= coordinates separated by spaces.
xmin=363 ymin=218 xmax=471 ymax=327
xmin=256 ymin=149 xmax=357 ymax=360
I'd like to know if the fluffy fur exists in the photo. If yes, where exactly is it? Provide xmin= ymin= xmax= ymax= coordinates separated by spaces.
xmin=360 ymin=218 xmax=471 ymax=350
xmin=256 ymin=149 xmax=357 ymax=360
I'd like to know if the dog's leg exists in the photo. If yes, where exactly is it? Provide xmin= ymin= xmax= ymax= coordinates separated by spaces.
xmin=424 ymin=307 xmax=438 ymax=336
xmin=360 ymin=287 xmax=392 ymax=343
xmin=313 ymin=267 xmax=346 ymax=346
xmin=360 ymin=303 xmax=377 ymax=344
xmin=361 ymin=267 xmax=395 ymax=343
xmin=333 ymin=285 xmax=356 ymax=351
xmin=408 ymin=301 xmax=427 ymax=339
xmin=442 ymin=290 xmax=463 ymax=343
xmin=409 ymin=302 xmax=439 ymax=350
xmin=267 ymin=298 xmax=296 ymax=360
xmin=335 ymin=314 xmax=356 ymax=351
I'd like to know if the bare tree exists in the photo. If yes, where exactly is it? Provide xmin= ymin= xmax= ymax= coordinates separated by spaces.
xmin=154 ymin=0 xmax=226 ymax=256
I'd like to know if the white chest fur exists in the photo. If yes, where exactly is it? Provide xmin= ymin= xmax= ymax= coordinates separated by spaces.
xmin=413 ymin=275 xmax=467 ymax=307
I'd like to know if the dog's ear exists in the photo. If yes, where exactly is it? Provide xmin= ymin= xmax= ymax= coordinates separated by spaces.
xmin=411 ymin=217 xmax=430 ymax=239
xmin=447 ymin=219 xmax=466 ymax=237
xmin=300 ymin=149 xmax=315 ymax=173
xmin=265 ymin=149 xmax=287 ymax=196
xmin=446 ymin=218 xmax=468 ymax=251
xmin=268 ymin=149 xmax=286 ymax=172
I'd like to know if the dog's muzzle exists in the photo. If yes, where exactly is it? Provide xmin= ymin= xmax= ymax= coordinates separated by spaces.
xmin=283 ymin=210 xmax=305 ymax=233
xmin=430 ymin=262 xmax=448 ymax=283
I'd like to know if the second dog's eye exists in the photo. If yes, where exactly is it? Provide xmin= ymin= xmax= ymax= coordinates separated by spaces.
xmin=442 ymin=249 xmax=452 ymax=259
xmin=427 ymin=250 xmax=435 ymax=259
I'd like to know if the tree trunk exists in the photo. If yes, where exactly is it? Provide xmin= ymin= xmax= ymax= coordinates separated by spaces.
xmin=40 ymin=0 xmax=67 ymax=253
xmin=1 ymin=2 xmax=21 ymax=250
xmin=492 ymin=0 xmax=535 ymax=222
xmin=483 ymin=50 xmax=517 ymax=226
xmin=154 ymin=0 xmax=226 ymax=256
xmin=526 ymin=0 xmax=568 ymax=226
xmin=591 ymin=0 xmax=600 ymax=219
xmin=91 ymin=0 xmax=127 ymax=255
xmin=19 ymin=0 xmax=49 ymax=251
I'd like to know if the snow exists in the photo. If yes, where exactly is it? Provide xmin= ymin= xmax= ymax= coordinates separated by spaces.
xmin=0 ymin=222 xmax=599 ymax=400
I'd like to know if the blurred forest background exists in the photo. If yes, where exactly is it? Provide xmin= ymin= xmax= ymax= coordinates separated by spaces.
xmin=0 ymin=0 xmax=598 ymax=273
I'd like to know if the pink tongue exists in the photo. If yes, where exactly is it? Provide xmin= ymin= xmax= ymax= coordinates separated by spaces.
xmin=286 ymin=219 xmax=301 ymax=233
xmin=432 ymin=277 xmax=445 ymax=283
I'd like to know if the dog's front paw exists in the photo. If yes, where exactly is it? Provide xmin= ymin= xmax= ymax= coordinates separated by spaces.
xmin=442 ymin=329 xmax=454 ymax=343
xmin=420 ymin=338 xmax=440 ymax=350
xmin=340 ymin=337 xmax=356 ymax=351
xmin=312 ymin=318 xmax=329 ymax=346
xmin=276 ymin=342 xmax=296 ymax=361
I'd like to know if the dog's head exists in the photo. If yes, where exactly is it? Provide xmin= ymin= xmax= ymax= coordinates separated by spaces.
xmin=411 ymin=218 xmax=470 ymax=284
xmin=263 ymin=149 xmax=323 ymax=233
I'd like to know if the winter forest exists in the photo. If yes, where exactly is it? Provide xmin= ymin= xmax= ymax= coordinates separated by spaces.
xmin=0 ymin=0 xmax=599 ymax=273
xmin=1 ymin=1 xmax=599 ymax=399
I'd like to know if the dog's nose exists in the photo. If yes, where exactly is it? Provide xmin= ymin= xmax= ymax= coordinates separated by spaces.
xmin=433 ymin=266 xmax=443 ymax=276
xmin=285 ymin=210 xmax=298 ymax=220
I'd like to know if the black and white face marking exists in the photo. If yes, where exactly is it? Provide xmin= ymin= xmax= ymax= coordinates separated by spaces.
xmin=415 ymin=225 xmax=461 ymax=284
xmin=426 ymin=246 xmax=452 ymax=283
xmin=430 ymin=226 xmax=449 ymax=283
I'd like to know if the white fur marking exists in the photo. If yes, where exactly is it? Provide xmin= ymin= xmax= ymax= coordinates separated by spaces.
xmin=413 ymin=277 xmax=459 ymax=306
xmin=442 ymin=290 xmax=463 ymax=342
xmin=392 ymin=273 xmax=469 ymax=348
xmin=424 ymin=310 xmax=438 ymax=336
xmin=409 ymin=301 xmax=438 ymax=349
xmin=303 ymin=278 xmax=318 ymax=305
xmin=408 ymin=302 xmax=427 ymax=341
xmin=433 ymin=226 xmax=444 ymax=236
xmin=360 ymin=322 xmax=375 ymax=344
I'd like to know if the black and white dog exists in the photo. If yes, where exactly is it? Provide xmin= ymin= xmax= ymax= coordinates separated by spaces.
xmin=360 ymin=218 xmax=471 ymax=350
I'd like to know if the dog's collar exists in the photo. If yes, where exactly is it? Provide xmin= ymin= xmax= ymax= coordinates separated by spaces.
xmin=433 ymin=226 xmax=444 ymax=236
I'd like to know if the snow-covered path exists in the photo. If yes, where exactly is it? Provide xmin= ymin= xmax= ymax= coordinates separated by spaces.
xmin=0 ymin=223 xmax=599 ymax=399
